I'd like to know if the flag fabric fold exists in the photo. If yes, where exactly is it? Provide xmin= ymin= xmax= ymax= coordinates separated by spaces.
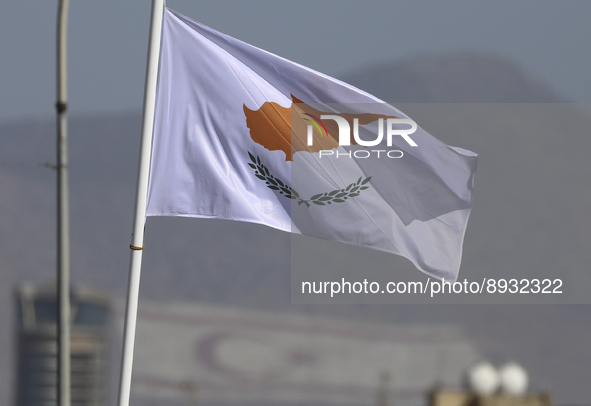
xmin=146 ymin=8 xmax=477 ymax=281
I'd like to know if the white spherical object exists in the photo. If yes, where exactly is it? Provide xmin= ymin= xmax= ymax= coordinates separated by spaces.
xmin=499 ymin=362 xmax=528 ymax=395
xmin=468 ymin=362 xmax=500 ymax=395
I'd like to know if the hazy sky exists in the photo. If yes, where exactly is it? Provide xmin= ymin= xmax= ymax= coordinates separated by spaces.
xmin=1 ymin=0 xmax=590 ymax=122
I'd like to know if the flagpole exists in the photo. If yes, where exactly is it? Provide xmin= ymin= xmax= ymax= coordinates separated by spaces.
xmin=117 ymin=1 xmax=165 ymax=405
xmin=56 ymin=1 xmax=71 ymax=405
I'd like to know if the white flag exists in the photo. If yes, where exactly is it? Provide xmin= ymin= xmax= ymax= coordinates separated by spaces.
xmin=146 ymin=9 xmax=478 ymax=281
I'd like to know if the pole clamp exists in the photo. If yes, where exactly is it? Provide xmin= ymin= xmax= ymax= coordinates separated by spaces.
xmin=55 ymin=102 xmax=67 ymax=113
xmin=130 ymin=244 xmax=145 ymax=251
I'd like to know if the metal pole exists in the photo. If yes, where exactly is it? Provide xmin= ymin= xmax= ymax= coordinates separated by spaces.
xmin=56 ymin=1 xmax=71 ymax=406
xmin=117 ymin=1 xmax=165 ymax=405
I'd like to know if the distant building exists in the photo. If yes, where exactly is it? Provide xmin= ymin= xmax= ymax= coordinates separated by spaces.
xmin=430 ymin=360 xmax=551 ymax=406
xmin=14 ymin=284 xmax=110 ymax=406
xmin=430 ymin=389 xmax=552 ymax=406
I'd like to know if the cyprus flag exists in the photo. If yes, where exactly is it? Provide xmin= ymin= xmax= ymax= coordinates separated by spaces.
xmin=146 ymin=9 xmax=478 ymax=281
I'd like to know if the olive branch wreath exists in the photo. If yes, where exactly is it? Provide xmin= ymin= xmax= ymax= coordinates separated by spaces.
xmin=248 ymin=152 xmax=371 ymax=208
